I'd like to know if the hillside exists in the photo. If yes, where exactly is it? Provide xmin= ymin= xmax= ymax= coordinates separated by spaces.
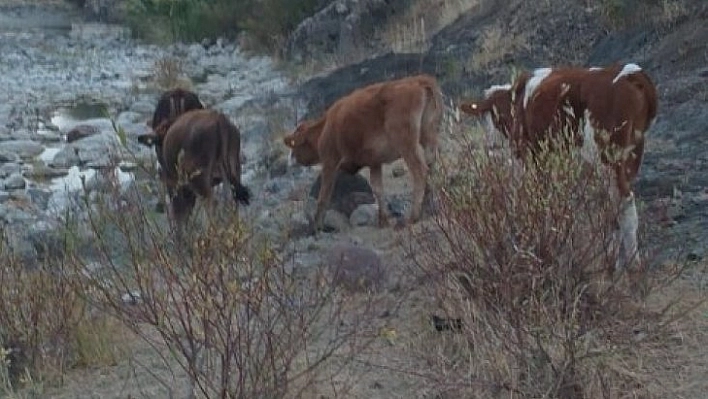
xmin=295 ymin=0 xmax=708 ymax=261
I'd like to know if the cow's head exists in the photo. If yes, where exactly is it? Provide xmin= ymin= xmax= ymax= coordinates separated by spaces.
xmin=137 ymin=119 xmax=172 ymax=169
xmin=151 ymin=88 xmax=205 ymax=131
xmin=283 ymin=117 xmax=325 ymax=166
xmin=460 ymin=85 xmax=515 ymax=148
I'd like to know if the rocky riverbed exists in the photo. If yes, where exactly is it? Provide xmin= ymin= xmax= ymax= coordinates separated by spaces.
xmin=0 ymin=4 xmax=308 ymax=263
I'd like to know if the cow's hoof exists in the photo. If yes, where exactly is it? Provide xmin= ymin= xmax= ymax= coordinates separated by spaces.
xmin=393 ymin=218 xmax=407 ymax=230
xmin=378 ymin=216 xmax=390 ymax=228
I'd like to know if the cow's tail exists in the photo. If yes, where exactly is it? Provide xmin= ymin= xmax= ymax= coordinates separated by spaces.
xmin=624 ymin=70 xmax=658 ymax=128
xmin=217 ymin=113 xmax=251 ymax=206
xmin=421 ymin=78 xmax=444 ymax=137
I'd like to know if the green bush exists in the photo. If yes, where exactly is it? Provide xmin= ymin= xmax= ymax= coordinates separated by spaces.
xmin=123 ymin=0 xmax=321 ymax=53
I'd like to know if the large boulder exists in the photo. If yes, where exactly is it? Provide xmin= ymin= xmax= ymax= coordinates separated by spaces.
xmin=308 ymin=170 xmax=375 ymax=217
xmin=284 ymin=0 xmax=411 ymax=63
xmin=325 ymin=242 xmax=387 ymax=293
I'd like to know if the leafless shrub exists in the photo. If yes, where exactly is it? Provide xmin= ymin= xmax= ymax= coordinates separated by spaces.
xmin=380 ymin=0 xmax=481 ymax=53
xmin=153 ymin=56 xmax=192 ymax=91
xmin=468 ymin=25 xmax=527 ymax=71
xmin=59 ymin=154 xmax=372 ymax=398
xmin=0 ymin=231 xmax=120 ymax=394
xmin=402 ymin=126 xmax=703 ymax=397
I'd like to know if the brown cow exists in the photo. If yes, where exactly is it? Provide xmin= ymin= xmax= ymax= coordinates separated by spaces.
xmin=149 ymin=87 xmax=205 ymax=130
xmin=283 ymin=74 xmax=444 ymax=231
xmin=460 ymin=63 xmax=658 ymax=269
xmin=137 ymin=109 xmax=250 ymax=223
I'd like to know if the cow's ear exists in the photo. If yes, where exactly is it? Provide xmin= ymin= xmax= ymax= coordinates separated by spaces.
xmin=460 ymin=101 xmax=489 ymax=116
xmin=137 ymin=133 xmax=159 ymax=147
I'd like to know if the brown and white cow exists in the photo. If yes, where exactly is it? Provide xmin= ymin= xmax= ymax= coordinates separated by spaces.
xmin=460 ymin=63 xmax=658 ymax=269
xmin=283 ymin=74 xmax=444 ymax=231
xmin=137 ymin=109 xmax=251 ymax=223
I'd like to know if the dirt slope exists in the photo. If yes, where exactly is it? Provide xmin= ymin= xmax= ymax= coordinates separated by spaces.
xmin=297 ymin=0 xmax=708 ymax=261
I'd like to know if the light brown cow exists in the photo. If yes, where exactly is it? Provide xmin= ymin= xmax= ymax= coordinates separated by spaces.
xmin=460 ymin=63 xmax=658 ymax=269
xmin=283 ymin=74 xmax=444 ymax=231
xmin=138 ymin=109 xmax=250 ymax=223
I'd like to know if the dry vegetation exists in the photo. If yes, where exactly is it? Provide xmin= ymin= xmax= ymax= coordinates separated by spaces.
xmin=467 ymin=25 xmax=528 ymax=70
xmin=379 ymin=0 xmax=481 ymax=53
xmin=2 ymin=113 xmax=707 ymax=399
xmin=398 ymin=125 xmax=708 ymax=397
xmin=2 ymin=0 xmax=707 ymax=397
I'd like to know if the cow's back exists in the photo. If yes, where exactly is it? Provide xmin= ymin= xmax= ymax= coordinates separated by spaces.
xmin=322 ymin=74 xmax=441 ymax=167
xmin=161 ymin=110 xmax=221 ymax=181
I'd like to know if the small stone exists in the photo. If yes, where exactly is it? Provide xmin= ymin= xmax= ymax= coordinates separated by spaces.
xmin=391 ymin=165 xmax=406 ymax=178
xmin=66 ymin=125 xmax=100 ymax=142
xmin=3 ymin=174 xmax=26 ymax=190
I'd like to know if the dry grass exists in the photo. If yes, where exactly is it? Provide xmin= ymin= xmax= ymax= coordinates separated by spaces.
xmin=659 ymin=0 xmax=689 ymax=25
xmin=379 ymin=0 xmax=481 ymax=53
xmin=152 ymin=56 xmax=193 ymax=91
xmin=467 ymin=25 xmax=528 ymax=71
xmin=396 ymin=123 xmax=708 ymax=397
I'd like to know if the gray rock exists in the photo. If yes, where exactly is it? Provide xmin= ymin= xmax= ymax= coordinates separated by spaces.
xmin=0 ymin=163 xmax=20 ymax=179
xmin=23 ymin=164 xmax=69 ymax=180
xmin=289 ymin=211 xmax=312 ymax=237
xmin=3 ymin=174 xmax=26 ymax=190
xmin=0 ymin=140 xmax=44 ymax=160
xmin=284 ymin=0 xmax=410 ymax=62
xmin=51 ymin=133 xmax=121 ymax=169
xmin=26 ymin=188 xmax=52 ymax=210
xmin=325 ymin=243 xmax=387 ymax=293
xmin=0 ymin=151 xmax=20 ymax=164
xmin=323 ymin=209 xmax=350 ymax=232
xmin=1 ymin=229 xmax=39 ymax=268
xmin=116 ymin=111 xmax=144 ymax=126
xmin=350 ymin=203 xmax=379 ymax=226
xmin=128 ymin=100 xmax=156 ymax=116
xmin=66 ymin=124 xmax=101 ymax=142
xmin=309 ymin=171 xmax=375 ymax=217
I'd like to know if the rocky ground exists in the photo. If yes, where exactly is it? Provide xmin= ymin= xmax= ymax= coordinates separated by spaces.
xmin=2 ymin=0 xmax=708 ymax=397
xmin=0 ymin=3 xmax=305 ymax=264
xmin=296 ymin=0 xmax=708 ymax=263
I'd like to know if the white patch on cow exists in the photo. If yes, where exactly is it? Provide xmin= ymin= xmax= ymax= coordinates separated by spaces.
xmin=617 ymin=193 xmax=639 ymax=269
xmin=484 ymin=84 xmax=511 ymax=98
xmin=633 ymin=128 xmax=644 ymax=142
xmin=287 ymin=148 xmax=297 ymax=167
xmin=562 ymin=104 xmax=575 ymax=119
xmin=523 ymin=68 xmax=553 ymax=107
xmin=612 ymin=63 xmax=642 ymax=84
xmin=589 ymin=66 xmax=602 ymax=71
xmin=580 ymin=110 xmax=599 ymax=165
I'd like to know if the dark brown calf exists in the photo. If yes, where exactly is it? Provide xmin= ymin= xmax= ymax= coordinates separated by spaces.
xmin=150 ymin=87 xmax=204 ymax=130
xmin=283 ymin=74 xmax=443 ymax=231
xmin=138 ymin=109 xmax=250 ymax=222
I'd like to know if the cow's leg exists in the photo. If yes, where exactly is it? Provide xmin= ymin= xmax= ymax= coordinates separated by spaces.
xmin=420 ymin=131 xmax=439 ymax=215
xmin=369 ymin=164 xmax=389 ymax=227
xmin=191 ymin=173 xmax=215 ymax=223
xmin=613 ymin=160 xmax=639 ymax=271
xmin=314 ymin=163 xmax=337 ymax=232
xmin=401 ymin=143 xmax=429 ymax=225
